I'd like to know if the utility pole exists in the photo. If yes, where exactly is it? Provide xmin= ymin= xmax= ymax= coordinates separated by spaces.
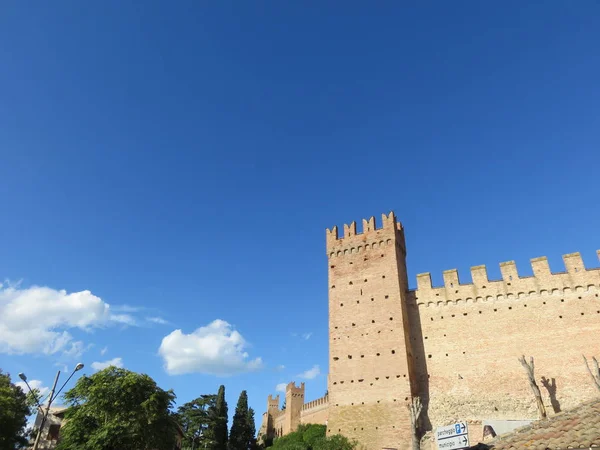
xmin=32 ymin=371 xmax=60 ymax=450
xmin=19 ymin=363 xmax=84 ymax=450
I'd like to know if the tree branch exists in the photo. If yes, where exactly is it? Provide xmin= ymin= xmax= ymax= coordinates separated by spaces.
xmin=518 ymin=355 xmax=547 ymax=419
xmin=583 ymin=355 xmax=600 ymax=392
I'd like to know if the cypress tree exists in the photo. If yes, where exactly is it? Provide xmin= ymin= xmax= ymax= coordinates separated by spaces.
xmin=247 ymin=407 xmax=256 ymax=441
xmin=213 ymin=385 xmax=228 ymax=450
xmin=229 ymin=390 xmax=252 ymax=450
xmin=246 ymin=407 xmax=257 ymax=449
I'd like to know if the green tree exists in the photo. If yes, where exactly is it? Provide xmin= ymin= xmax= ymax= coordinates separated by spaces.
xmin=269 ymin=424 xmax=356 ymax=450
xmin=210 ymin=385 xmax=228 ymax=450
xmin=229 ymin=390 xmax=253 ymax=450
xmin=0 ymin=369 xmax=33 ymax=450
xmin=312 ymin=434 xmax=356 ymax=450
xmin=56 ymin=366 xmax=177 ymax=450
xmin=176 ymin=395 xmax=217 ymax=448
xmin=247 ymin=407 xmax=256 ymax=440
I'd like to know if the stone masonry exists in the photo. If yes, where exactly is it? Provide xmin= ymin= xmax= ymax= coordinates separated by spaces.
xmin=258 ymin=211 xmax=600 ymax=450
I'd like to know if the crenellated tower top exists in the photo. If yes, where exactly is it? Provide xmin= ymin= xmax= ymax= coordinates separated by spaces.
xmin=326 ymin=211 xmax=405 ymax=256
xmin=267 ymin=394 xmax=280 ymax=412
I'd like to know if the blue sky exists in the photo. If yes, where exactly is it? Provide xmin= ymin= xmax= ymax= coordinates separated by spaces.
xmin=1 ymin=1 xmax=599 ymax=431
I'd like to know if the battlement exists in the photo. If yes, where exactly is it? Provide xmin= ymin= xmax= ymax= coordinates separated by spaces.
xmin=286 ymin=381 xmax=304 ymax=389
xmin=268 ymin=394 xmax=280 ymax=410
xmin=326 ymin=212 xmax=405 ymax=255
xmin=415 ymin=250 xmax=600 ymax=306
xmin=285 ymin=381 xmax=305 ymax=396
xmin=301 ymin=394 xmax=329 ymax=412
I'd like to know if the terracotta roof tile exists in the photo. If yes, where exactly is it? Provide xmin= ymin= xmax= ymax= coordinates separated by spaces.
xmin=470 ymin=398 xmax=600 ymax=449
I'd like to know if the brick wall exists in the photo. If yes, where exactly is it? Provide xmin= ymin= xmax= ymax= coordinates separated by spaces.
xmin=326 ymin=213 xmax=414 ymax=450
xmin=411 ymin=252 xmax=600 ymax=433
xmin=259 ymin=212 xmax=600 ymax=450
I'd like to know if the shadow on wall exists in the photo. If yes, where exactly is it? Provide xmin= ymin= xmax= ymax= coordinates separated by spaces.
xmin=540 ymin=376 xmax=561 ymax=414
xmin=406 ymin=292 xmax=431 ymax=436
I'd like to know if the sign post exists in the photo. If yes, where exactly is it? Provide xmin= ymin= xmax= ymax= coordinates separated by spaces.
xmin=436 ymin=422 xmax=469 ymax=450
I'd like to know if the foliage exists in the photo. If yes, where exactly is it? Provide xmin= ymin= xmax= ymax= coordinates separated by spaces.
xmin=207 ymin=385 xmax=228 ymax=450
xmin=229 ymin=390 xmax=254 ymax=450
xmin=56 ymin=366 xmax=178 ymax=450
xmin=247 ymin=407 xmax=256 ymax=440
xmin=268 ymin=424 xmax=356 ymax=450
xmin=0 ymin=369 xmax=33 ymax=450
xmin=176 ymin=394 xmax=217 ymax=448
xmin=312 ymin=434 xmax=356 ymax=450
xmin=300 ymin=424 xmax=324 ymax=448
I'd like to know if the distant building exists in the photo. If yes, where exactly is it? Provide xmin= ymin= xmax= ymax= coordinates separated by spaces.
xmin=259 ymin=211 xmax=600 ymax=450
xmin=28 ymin=407 xmax=67 ymax=449
xmin=257 ymin=382 xmax=329 ymax=444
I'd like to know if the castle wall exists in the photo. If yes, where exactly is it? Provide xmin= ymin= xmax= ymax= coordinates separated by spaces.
xmin=326 ymin=213 xmax=415 ymax=450
xmin=273 ymin=410 xmax=285 ymax=438
xmin=259 ymin=394 xmax=329 ymax=443
xmin=257 ymin=412 xmax=269 ymax=443
xmin=410 ymin=251 xmax=600 ymax=434
xmin=300 ymin=394 xmax=329 ymax=426
xmin=259 ymin=211 xmax=599 ymax=449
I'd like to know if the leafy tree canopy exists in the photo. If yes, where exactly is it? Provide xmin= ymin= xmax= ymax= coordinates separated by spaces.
xmin=56 ymin=366 xmax=178 ymax=450
xmin=267 ymin=424 xmax=356 ymax=450
xmin=175 ymin=395 xmax=216 ymax=448
xmin=0 ymin=369 xmax=33 ymax=450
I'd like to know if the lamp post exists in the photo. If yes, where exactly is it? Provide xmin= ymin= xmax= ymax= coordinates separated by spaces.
xmin=19 ymin=363 xmax=84 ymax=450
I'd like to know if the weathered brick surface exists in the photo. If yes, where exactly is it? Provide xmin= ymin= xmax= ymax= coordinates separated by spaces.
xmin=326 ymin=213 xmax=414 ymax=450
xmin=411 ymin=252 xmax=600 ymax=432
xmin=258 ymin=212 xmax=600 ymax=450
xmin=300 ymin=397 xmax=329 ymax=426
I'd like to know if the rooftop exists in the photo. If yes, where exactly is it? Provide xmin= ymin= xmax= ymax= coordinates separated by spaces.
xmin=471 ymin=398 xmax=600 ymax=449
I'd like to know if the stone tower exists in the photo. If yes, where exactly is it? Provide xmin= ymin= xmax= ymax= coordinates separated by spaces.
xmin=326 ymin=212 xmax=415 ymax=450
xmin=284 ymin=382 xmax=305 ymax=435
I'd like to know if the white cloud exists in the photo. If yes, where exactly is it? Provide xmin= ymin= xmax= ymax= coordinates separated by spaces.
xmin=275 ymin=364 xmax=285 ymax=371
xmin=109 ymin=314 xmax=137 ymax=326
xmin=91 ymin=357 xmax=124 ymax=371
xmin=146 ymin=316 xmax=169 ymax=325
xmin=298 ymin=365 xmax=320 ymax=380
xmin=0 ymin=282 xmax=137 ymax=356
xmin=158 ymin=319 xmax=263 ymax=376
xmin=111 ymin=305 xmax=143 ymax=313
xmin=62 ymin=341 xmax=90 ymax=358
xmin=15 ymin=379 xmax=50 ymax=401
xmin=292 ymin=332 xmax=312 ymax=340
xmin=100 ymin=346 xmax=108 ymax=356
xmin=54 ymin=362 xmax=69 ymax=373
xmin=276 ymin=383 xmax=287 ymax=392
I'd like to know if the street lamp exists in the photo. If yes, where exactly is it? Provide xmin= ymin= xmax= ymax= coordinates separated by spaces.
xmin=19 ymin=363 xmax=85 ymax=450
